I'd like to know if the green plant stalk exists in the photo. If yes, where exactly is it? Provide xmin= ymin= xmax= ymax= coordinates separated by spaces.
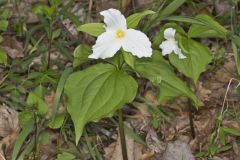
xmin=118 ymin=109 xmax=128 ymax=160
xmin=187 ymin=80 xmax=196 ymax=139
xmin=33 ymin=110 xmax=38 ymax=160
xmin=188 ymin=102 xmax=195 ymax=138
xmin=47 ymin=20 xmax=53 ymax=69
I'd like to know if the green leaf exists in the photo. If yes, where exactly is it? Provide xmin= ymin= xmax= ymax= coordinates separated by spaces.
xmin=222 ymin=127 xmax=240 ymax=136
xmin=12 ymin=121 xmax=34 ymax=160
xmin=52 ymin=28 xmax=61 ymax=40
xmin=50 ymin=67 xmax=72 ymax=121
xmin=188 ymin=14 xmax=229 ymax=39
xmin=124 ymin=125 xmax=146 ymax=146
xmin=0 ymin=9 xmax=12 ymax=19
xmin=127 ymin=10 xmax=155 ymax=29
xmin=143 ymin=0 xmax=186 ymax=32
xmin=49 ymin=0 xmax=61 ymax=6
xmin=27 ymin=86 xmax=48 ymax=115
xmin=47 ymin=113 xmax=65 ymax=129
xmin=209 ymin=144 xmax=217 ymax=155
xmin=219 ymin=128 xmax=226 ymax=145
xmin=162 ymin=16 xmax=206 ymax=25
xmin=57 ymin=152 xmax=76 ymax=160
xmin=17 ymin=138 xmax=35 ymax=160
xmin=64 ymin=63 xmax=137 ymax=143
xmin=158 ymin=0 xmax=186 ymax=18
xmin=32 ymin=3 xmax=57 ymax=18
xmin=169 ymin=38 xmax=212 ymax=83
xmin=32 ymin=3 xmax=50 ymax=16
xmin=0 ymin=47 xmax=7 ymax=65
xmin=60 ymin=9 xmax=81 ymax=26
xmin=73 ymin=44 xmax=91 ymax=68
xmin=27 ymin=93 xmax=48 ymax=115
xmin=0 ymin=20 xmax=8 ymax=31
xmin=122 ymin=51 xmax=135 ymax=69
xmin=19 ymin=111 xmax=34 ymax=128
xmin=232 ymin=36 xmax=240 ymax=75
xmin=217 ymin=145 xmax=232 ymax=153
xmin=0 ymin=35 xmax=3 ymax=43
xmin=77 ymin=23 xmax=105 ymax=37
xmin=135 ymin=54 xmax=197 ymax=106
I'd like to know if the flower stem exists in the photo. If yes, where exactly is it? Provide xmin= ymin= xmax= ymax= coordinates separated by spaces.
xmin=188 ymin=102 xmax=195 ymax=139
xmin=118 ymin=109 xmax=128 ymax=160
xmin=47 ymin=20 xmax=53 ymax=69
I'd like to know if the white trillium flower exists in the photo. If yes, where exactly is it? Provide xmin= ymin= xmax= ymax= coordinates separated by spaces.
xmin=159 ymin=28 xmax=186 ymax=59
xmin=88 ymin=8 xmax=152 ymax=59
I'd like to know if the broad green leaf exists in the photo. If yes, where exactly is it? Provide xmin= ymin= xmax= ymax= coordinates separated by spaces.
xmin=0 ymin=47 xmax=7 ymax=65
xmin=64 ymin=63 xmax=137 ymax=143
xmin=77 ymin=23 xmax=105 ymax=37
xmin=222 ymin=127 xmax=240 ymax=136
xmin=169 ymin=38 xmax=212 ymax=83
xmin=73 ymin=44 xmax=91 ymax=68
xmin=135 ymin=55 xmax=197 ymax=106
xmin=127 ymin=10 xmax=155 ymax=29
xmin=0 ymin=20 xmax=8 ymax=31
xmin=158 ymin=82 xmax=185 ymax=101
xmin=188 ymin=14 xmax=229 ymax=38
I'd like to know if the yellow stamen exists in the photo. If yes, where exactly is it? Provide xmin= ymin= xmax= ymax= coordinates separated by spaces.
xmin=116 ymin=29 xmax=125 ymax=38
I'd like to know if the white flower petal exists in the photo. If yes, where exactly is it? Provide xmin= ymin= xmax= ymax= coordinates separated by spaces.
xmin=100 ymin=8 xmax=127 ymax=31
xmin=89 ymin=31 xmax=121 ymax=59
xmin=121 ymin=29 xmax=152 ymax=58
xmin=159 ymin=40 xmax=175 ymax=56
xmin=164 ymin=28 xmax=176 ymax=40
xmin=174 ymin=47 xmax=186 ymax=59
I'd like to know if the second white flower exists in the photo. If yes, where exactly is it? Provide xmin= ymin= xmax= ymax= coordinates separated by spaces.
xmin=159 ymin=28 xmax=186 ymax=59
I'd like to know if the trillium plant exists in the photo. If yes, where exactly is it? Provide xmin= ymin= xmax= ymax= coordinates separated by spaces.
xmin=64 ymin=4 xmax=230 ymax=159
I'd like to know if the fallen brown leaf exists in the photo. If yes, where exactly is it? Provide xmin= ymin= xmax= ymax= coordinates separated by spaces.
xmin=0 ymin=106 xmax=20 ymax=160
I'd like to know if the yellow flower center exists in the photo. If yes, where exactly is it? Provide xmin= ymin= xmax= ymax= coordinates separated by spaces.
xmin=116 ymin=29 xmax=125 ymax=38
